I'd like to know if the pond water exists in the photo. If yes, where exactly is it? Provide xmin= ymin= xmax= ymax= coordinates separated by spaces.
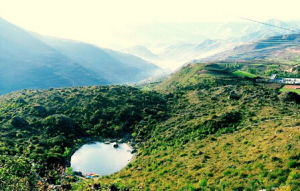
xmin=71 ymin=142 xmax=133 ymax=176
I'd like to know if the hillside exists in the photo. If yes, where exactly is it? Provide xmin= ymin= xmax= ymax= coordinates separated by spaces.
xmin=201 ymin=33 xmax=300 ymax=65
xmin=0 ymin=18 xmax=107 ymax=95
xmin=0 ymin=62 xmax=299 ymax=190
xmin=0 ymin=18 xmax=160 ymax=95
xmin=89 ymin=63 xmax=300 ymax=190
xmin=0 ymin=85 xmax=167 ymax=190
xmin=154 ymin=61 xmax=270 ymax=91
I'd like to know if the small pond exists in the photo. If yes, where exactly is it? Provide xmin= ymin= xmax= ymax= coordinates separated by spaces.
xmin=71 ymin=142 xmax=133 ymax=176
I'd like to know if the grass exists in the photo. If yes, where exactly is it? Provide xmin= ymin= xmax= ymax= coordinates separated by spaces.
xmin=74 ymin=83 xmax=300 ymax=190
xmin=232 ymin=70 xmax=257 ymax=79
xmin=280 ymin=87 xmax=300 ymax=95
xmin=87 ymin=107 xmax=300 ymax=190
xmin=251 ymin=64 xmax=264 ymax=66
xmin=268 ymin=64 xmax=280 ymax=68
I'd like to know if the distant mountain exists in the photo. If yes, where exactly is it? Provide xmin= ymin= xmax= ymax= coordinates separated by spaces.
xmin=0 ymin=18 xmax=107 ymax=95
xmin=125 ymin=45 xmax=160 ymax=61
xmin=123 ymin=19 xmax=300 ymax=69
xmin=37 ymin=36 xmax=161 ymax=83
xmin=0 ymin=18 xmax=160 ymax=94
xmin=200 ymin=33 xmax=300 ymax=63
xmin=142 ymin=40 xmax=237 ymax=70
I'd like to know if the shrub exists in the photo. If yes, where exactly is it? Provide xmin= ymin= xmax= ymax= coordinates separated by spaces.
xmin=287 ymin=160 xmax=300 ymax=168
xmin=199 ymin=179 xmax=208 ymax=187
xmin=11 ymin=117 xmax=28 ymax=128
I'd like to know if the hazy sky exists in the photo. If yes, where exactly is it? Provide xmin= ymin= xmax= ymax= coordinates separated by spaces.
xmin=0 ymin=0 xmax=300 ymax=48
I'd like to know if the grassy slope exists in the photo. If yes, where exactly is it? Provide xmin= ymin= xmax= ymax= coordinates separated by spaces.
xmin=154 ymin=63 xmax=207 ymax=91
xmin=232 ymin=70 xmax=257 ymax=78
xmin=155 ymin=63 xmax=237 ymax=91
xmin=75 ymin=63 xmax=300 ymax=190
xmin=91 ymin=87 xmax=299 ymax=190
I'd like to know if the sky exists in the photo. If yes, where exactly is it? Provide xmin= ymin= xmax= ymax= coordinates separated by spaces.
xmin=0 ymin=0 xmax=300 ymax=49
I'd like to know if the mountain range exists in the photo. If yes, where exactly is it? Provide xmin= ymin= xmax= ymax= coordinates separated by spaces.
xmin=123 ymin=19 xmax=300 ymax=69
xmin=0 ymin=18 xmax=160 ymax=95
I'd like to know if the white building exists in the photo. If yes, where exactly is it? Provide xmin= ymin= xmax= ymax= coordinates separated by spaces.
xmin=269 ymin=74 xmax=300 ymax=84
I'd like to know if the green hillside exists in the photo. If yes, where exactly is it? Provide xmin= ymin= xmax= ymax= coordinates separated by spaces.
xmin=0 ymin=86 xmax=167 ymax=190
xmin=155 ymin=61 xmax=299 ymax=92
xmin=0 ymin=63 xmax=299 ymax=190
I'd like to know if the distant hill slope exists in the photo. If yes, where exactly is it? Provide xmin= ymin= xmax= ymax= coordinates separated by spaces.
xmin=37 ymin=36 xmax=160 ymax=83
xmin=0 ymin=18 xmax=107 ymax=95
xmin=0 ymin=18 xmax=160 ymax=94
xmin=125 ymin=45 xmax=160 ymax=61
xmin=201 ymin=33 xmax=300 ymax=64
xmin=123 ymin=19 xmax=300 ymax=69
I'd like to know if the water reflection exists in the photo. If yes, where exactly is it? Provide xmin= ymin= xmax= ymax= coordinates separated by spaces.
xmin=71 ymin=142 xmax=133 ymax=176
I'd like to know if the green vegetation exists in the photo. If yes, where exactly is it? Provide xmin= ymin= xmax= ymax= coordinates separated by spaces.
xmin=155 ymin=61 xmax=300 ymax=91
xmin=0 ymin=62 xmax=299 ymax=190
xmin=0 ymin=155 xmax=38 ymax=190
xmin=232 ymin=70 xmax=257 ymax=79
xmin=0 ymin=86 xmax=167 ymax=189
xmin=280 ymin=87 xmax=300 ymax=95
